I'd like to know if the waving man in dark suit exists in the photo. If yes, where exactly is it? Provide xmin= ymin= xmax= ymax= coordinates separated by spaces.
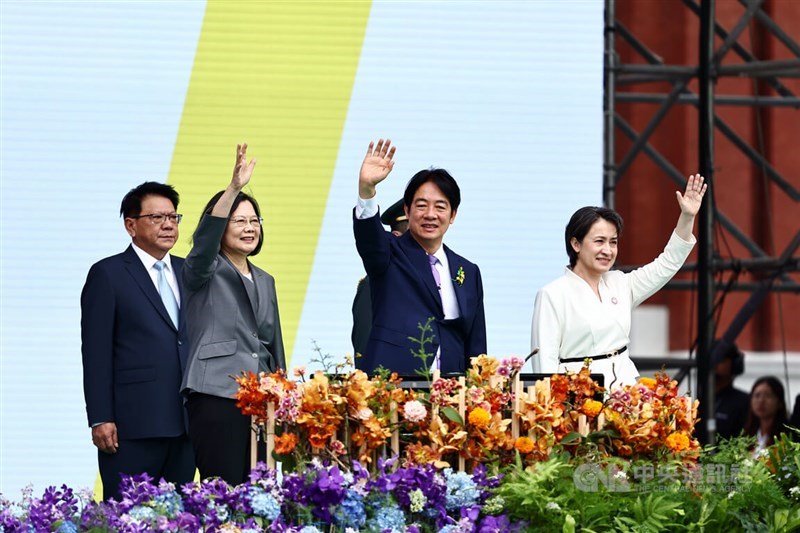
xmin=81 ymin=182 xmax=194 ymax=501
xmin=354 ymin=139 xmax=487 ymax=375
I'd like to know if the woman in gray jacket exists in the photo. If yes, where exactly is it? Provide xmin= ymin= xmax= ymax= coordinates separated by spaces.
xmin=181 ymin=143 xmax=285 ymax=485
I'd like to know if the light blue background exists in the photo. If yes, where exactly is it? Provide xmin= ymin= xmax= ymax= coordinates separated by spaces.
xmin=1 ymin=0 xmax=601 ymax=496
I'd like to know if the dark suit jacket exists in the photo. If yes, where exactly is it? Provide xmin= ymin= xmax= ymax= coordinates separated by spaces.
xmin=81 ymin=245 xmax=188 ymax=439
xmin=791 ymin=394 xmax=800 ymax=431
xmin=351 ymin=277 xmax=372 ymax=356
xmin=354 ymin=210 xmax=487 ymax=375
xmin=181 ymin=215 xmax=286 ymax=399
xmin=714 ymin=385 xmax=750 ymax=440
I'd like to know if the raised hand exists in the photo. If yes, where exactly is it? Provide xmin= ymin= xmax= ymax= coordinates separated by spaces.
xmin=359 ymin=139 xmax=396 ymax=198
xmin=231 ymin=143 xmax=256 ymax=190
xmin=676 ymin=173 xmax=707 ymax=217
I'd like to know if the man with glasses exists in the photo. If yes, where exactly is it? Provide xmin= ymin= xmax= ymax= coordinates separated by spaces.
xmin=81 ymin=181 xmax=194 ymax=500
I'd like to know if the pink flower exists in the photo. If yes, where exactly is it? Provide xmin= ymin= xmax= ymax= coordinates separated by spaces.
xmin=292 ymin=366 xmax=306 ymax=378
xmin=497 ymin=365 xmax=511 ymax=377
xmin=403 ymin=400 xmax=428 ymax=423
xmin=509 ymin=356 xmax=525 ymax=370
xmin=330 ymin=439 xmax=347 ymax=456
xmin=468 ymin=386 xmax=485 ymax=403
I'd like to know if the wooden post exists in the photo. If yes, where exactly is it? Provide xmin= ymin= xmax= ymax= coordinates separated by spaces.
xmin=458 ymin=377 xmax=466 ymax=472
xmin=511 ymin=372 xmax=520 ymax=440
xmin=250 ymin=415 xmax=258 ymax=471
xmin=390 ymin=401 xmax=399 ymax=457
xmin=527 ymin=385 xmax=536 ymax=438
xmin=266 ymin=402 xmax=275 ymax=469
xmin=597 ymin=412 xmax=605 ymax=430
xmin=578 ymin=414 xmax=588 ymax=437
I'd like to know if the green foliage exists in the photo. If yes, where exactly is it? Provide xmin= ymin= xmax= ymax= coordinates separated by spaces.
xmin=612 ymin=493 xmax=684 ymax=532
xmin=408 ymin=317 xmax=436 ymax=380
xmin=494 ymin=436 xmax=800 ymax=533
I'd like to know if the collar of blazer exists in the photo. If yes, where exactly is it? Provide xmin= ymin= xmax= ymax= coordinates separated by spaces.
xmin=218 ymin=253 xmax=264 ymax=323
xmin=122 ymin=245 xmax=181 ymax=331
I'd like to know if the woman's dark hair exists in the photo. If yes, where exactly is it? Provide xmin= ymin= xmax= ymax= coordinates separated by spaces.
xmin=744 ymin=376 xmax=789 ymax=446
xmin=120 ymin=181 xmax=179 ymax=218
xmin=403 ymin=168 xmax=461 ymax=212
xmin=564 ymin=206 xmax=624 ymax=268
xmin=197 ymin=190 xmax=264 ymax=256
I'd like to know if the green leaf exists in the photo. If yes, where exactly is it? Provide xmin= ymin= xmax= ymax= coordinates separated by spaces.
xmin=441 ymin=406 xmax=464 ymax=425
xmin=560 ymin=431 xmax=582 ymax=445
xmin=563 ymin=514 xmax=576 ymax=533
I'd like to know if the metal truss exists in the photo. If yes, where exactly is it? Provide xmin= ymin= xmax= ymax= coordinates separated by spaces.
xmin=603 ymin=0 xmax=800 ymax=444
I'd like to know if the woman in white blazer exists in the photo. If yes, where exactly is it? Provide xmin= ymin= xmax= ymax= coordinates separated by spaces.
xmin=181 ymin=143 xmax=285 ymax=485
xmin=531 ymin=174 xmax=706 ymax=389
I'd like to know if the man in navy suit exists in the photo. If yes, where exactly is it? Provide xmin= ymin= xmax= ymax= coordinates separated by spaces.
xmin=81 ymin=182 xmax=194 ymax=500
xmin=354 ymin=139 xmax=487 ymax=375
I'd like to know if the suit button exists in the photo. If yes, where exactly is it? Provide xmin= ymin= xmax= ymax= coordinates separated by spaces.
xmin=251 ymin=352 xmax=258 ymax=358
xmin=178 ymin=340 xmax=182 ymax=345
xmin=251 ymin=332 xmax=257 ymax=338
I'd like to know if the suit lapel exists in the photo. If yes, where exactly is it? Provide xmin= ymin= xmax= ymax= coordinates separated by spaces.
xmin=400 ymin=233 xmax=442 ymax=312
xmin=122 ymin=246 xmax=177 ymax=331
xmin=445 ymin=246 xmax=467 ymax=319
xmin=220 ymin=254 xmax=260 ymax=322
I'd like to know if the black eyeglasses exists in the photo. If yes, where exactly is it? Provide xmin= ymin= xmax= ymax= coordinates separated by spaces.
xmin=129 ymin=213 xmax=183 ymax=225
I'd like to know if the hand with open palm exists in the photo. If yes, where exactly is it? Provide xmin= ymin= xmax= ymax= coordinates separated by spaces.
xmin=676 ymin=173 xmax=707 ymax=216
xmin=359 ymin=139 xmax=396 ymax=199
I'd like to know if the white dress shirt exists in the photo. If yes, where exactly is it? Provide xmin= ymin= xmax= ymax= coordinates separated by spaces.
xmin=131 ymin=243 xmax=181 ymax=306
xmin=531 ymin=231 xmax=695 ymax=388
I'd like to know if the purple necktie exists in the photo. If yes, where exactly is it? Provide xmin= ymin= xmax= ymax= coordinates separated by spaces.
xmin=428 ymin=254 xmax=441 ymax=289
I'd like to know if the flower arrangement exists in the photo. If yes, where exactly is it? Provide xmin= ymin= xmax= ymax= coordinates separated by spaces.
xmin=515 ymin=367 xmax=701 ymax=463
xmin=0 ymin=461 xmax=526 ymax=532
xmin=236 ymin=332 xmax=700 ymax=472
xmin=4 ymin=437 xmax=799 ymax=532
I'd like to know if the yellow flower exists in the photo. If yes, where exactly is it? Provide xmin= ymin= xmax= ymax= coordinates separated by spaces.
xmin=638 ymin=377 xmax=657 ymax=390
xmin=515 ymin=436 xmax=534 ymax=454
xmin=665 ymin=431 xmax=690 ymax=452
xmin=581 ymin=399 xmax=603 ymax=418
xmin=455 ymin=266 xmax=465 ymax=285
xmin=468 ymin=407 xmax=491 ymax=429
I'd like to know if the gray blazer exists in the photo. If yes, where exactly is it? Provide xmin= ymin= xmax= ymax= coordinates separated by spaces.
xmin=181 ymin=215 xmax=286 ymax=398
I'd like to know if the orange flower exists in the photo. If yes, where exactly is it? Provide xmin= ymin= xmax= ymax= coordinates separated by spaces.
xmin=234 ymin=372 xmax=268 ymax=421
xmin=515 ymin=436 xmax=534 ymax=454
xmin=581 ymin=399 xmax=603 ymax=418
xmin=468 ymin=407 xmax=491 ymax=429
xmin=638 ymin=377 xmax=657 ymax=390
xmin=274 ymin=432 xmax=298 ymax=454
xmin=665 ymin=431 xmax=690 ymax=452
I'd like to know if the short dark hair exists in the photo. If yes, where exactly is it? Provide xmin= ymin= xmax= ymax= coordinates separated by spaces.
xmin=564 ymin=206 xmax=624 ymax=268
xmin=403 ymin=168 xmax=461 ymax=212
xmin=119 ymin=181 xmax=179 ymax=218
xmin=198 ymin=191 xmax=264 ymax=256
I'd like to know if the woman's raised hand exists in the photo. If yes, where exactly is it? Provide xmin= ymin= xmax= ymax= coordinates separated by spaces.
xmin=231 ymin=143 xmax=256 ymax=190
xmin=676 ymin=173 xmax=707 ymax=216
